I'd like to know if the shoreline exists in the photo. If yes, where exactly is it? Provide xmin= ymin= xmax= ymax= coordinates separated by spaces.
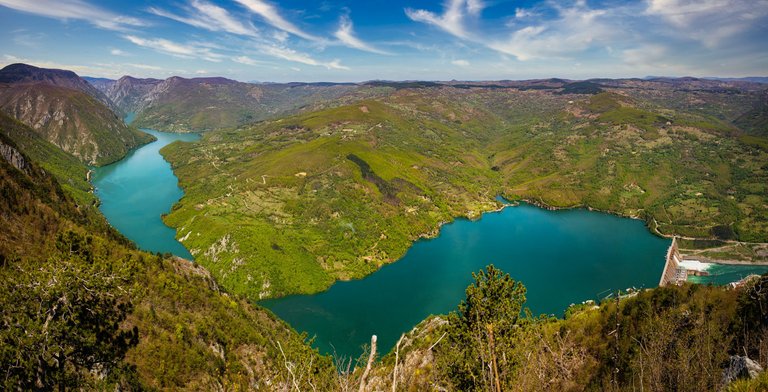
xmin=517 ymin=196 xmax=768 ymax=264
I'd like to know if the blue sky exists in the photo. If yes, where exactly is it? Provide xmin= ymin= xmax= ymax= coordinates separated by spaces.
xmin=0 ymin=0 xmax=766 ymax=82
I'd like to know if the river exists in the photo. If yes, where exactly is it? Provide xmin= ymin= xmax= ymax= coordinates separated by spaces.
xmin=91 ymin=127 xmax=199 ymax=258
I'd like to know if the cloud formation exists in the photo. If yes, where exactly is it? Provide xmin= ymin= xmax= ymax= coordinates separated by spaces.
xmin=124 ymin=35 xmax=225 ymax=62
xmin=645 ymin=0 xmax=768 ymax=47
xmin=0 ymin=0 xmax=145 ymax=31
xmin=405 ymin=0 xmax=476 ymax=39
xmin=334 ymin=15 xmax=389 ymax=55
xmin=234 ymin=0 xmax=320 ymax=41
xmin=260 ymin=45 xmax=348 ymax=70
xmin=149 ymin=0 xmax=259 ymax=37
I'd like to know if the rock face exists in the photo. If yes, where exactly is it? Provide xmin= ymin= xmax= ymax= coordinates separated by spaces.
xmin=81 ymin=77 xmax=115 ymax=95
xmin=104 ymin=76 xmax=162 ymax=114
xmin=0 ymin=63 xmax=154 ymax=165
xmin=0 ymin=139 xmax=30 ymax=174
xmin=722 ymin=355 xmax=764 ymax=386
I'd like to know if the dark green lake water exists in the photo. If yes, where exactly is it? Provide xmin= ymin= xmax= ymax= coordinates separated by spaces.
xmin=92 ymin=128 xmax=199 ymax=258
xmin=262 ymin=203 xmax=671 ymax=359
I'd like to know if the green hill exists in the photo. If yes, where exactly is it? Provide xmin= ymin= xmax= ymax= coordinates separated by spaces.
xmin=162 ymin=84 xmax=768 ymax=299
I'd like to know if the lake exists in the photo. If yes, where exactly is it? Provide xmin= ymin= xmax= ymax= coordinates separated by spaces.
xmin=91 ymin=128 xmax=199 ymax=258
xmin=90 ymin=120 xmax=682 ymax=361
xmin=262 ymin=203 xmax=671 ymax=359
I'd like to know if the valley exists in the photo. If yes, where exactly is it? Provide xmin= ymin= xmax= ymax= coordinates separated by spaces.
xmin=2 ymin=62 xmax=768 ymax=391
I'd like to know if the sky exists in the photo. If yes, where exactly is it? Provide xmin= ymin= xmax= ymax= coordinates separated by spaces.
xmin=0 ymin=0 xmax=766 ymax=82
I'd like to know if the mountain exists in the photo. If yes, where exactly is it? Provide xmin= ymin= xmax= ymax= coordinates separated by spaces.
xmin=706 ymin=76 xmax=768 ymax=84
xmin=82 ymin=76 xmax=116 ymax=92
xmin=0 ymin=113 xmax=96 ymax=210
xmin=102 ymin=75 xmax=162 ymax=116
xmin=0 ymin=64 xmax=154 ymax=165
xmin=0 ymin=63 xmax=123 ymax=115
xmin=101 ymin=75 xmax=360 ymax=132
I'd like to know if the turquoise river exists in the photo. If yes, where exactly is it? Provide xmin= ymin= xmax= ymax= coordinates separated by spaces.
xmin=92 ymin=127 xmax=199 ymax=258
xmin=91 ymin=125 xmax=765 ymax=360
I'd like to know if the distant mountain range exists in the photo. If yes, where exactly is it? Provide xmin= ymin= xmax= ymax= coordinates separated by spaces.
xmin=645 ymin=75 xmax=768 ymax=84
xmin=87 ymin=75 xmax=360 ymax=132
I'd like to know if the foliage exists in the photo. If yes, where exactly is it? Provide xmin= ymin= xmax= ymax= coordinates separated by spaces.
xmin=372 ymin=266 xmax=766 ymax=391
xmin=0 ymin=231 xmax=139 ymax=390
xmin=0 ymin=127 xmax=337 ymax=390
xmin=439 ymin=265 xmax=527 ymax=391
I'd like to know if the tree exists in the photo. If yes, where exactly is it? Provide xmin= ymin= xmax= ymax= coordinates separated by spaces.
xmin=439 ymin=264 xmax=527 ymax=392
xmin=0 ymin=231 xmax=139 ymax=390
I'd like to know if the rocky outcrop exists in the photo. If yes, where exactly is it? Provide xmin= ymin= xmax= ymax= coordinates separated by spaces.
xmin=722 ymin=355 xmax=764 ymax=386
xmin=105 ymin=76 xmax=162 ymax=114
xmin=0 ymin=139 xmax=30 ymax=174
xmin=0 ymin=83 xmax=153 ymax=165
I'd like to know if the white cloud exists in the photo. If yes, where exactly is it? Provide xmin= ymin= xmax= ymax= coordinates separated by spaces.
xmin=0 ymin=0 xmax=145 ymax=31
xmin=514 ymin=8 xmax=535 ymax=19
xmin=466 ymin=0 xmax=485 ymax=16
xmin=110 ymin=49 xmax=128 ymax=56
xmin=232 ymin=55 xmax=267 ymax=66
xmin=488 ymin=2 xmax=611 ymax=60
xmin=124 ymin=35 xmax=225 ymax=62
xmin=451 ymin=59 xmax=470 ymax=66
xmin=407 ymin=0 xmax=617 ymax=61
xmin=149 ymin=0 xmax=259 ymax=37
xmin=260 ymin=45 xmax=348 ymax=70
xmin=334 ymin=15 xmax=389 ymax=54
xmin=645 ymin=0 xmax=768 ymax=47
xmin=622 ymin=45 xmax=667 ymax=66
xmin=405 ymin=0 xmax=474 ymax=39
xmin=234 ymin=0 xmax=321 ymax=41
xmin=126 ymin=63 xmax=163 ymax=71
